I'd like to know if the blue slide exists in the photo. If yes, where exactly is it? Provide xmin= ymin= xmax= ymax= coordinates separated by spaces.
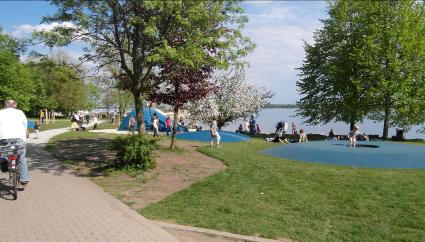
xmin=119 ymin=108 xmax=168 ymax=131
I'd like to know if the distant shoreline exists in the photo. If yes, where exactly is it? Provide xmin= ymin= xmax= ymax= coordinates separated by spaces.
xmin=264 ymin=104 xmax=297 ymax=109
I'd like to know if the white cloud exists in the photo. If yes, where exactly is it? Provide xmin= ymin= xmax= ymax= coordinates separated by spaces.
xmin=11 ymin=22 xmax=75 ymax=37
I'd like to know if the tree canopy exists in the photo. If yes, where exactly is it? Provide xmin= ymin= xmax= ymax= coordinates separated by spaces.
xmin=297 ymin=0 xmax=425 ymax=138
xmin=26 ymin=57 xmax=98 ymax=115
xmin=190 ymin=68 xmax=272 ymax=129
xmin=36 ymin=0 xmax=254 ymax=134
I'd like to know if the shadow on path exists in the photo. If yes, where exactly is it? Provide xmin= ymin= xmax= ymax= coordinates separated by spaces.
xmin=0 ymin=178 xmax=14 ymax=201
xmin=27 ymin=143 xmax=69 ymax=176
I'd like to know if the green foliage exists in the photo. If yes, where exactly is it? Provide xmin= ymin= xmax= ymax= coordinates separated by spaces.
xmin=0 ymin=50 xmax=34 ymax=111
xmin=264 ymin=103 xmax=297 ymax=109
xmin=111 ymin=135 xmax=157 ymax=172
xmin=0 ymin=27 xmax=27 ymax=57
xmin=142 ymin=139 xmax=425 ymax=241
xmin=26 ymin=57 xmax=98 ymax=115
xmin=99 ymin=64 xmax=134 ymax=116
xmin=38 ymin=0 xmax=253 ymax=133
xmin=297 ymin=0 xmax=425 ymax=135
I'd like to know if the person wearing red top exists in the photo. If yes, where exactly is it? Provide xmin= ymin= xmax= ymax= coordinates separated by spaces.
xmin=165 ymin=115 xmax=172 ymax=136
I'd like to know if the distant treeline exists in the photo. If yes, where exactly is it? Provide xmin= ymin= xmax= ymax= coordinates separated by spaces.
xmin=264 ymin=104 xmax=298 ymax=109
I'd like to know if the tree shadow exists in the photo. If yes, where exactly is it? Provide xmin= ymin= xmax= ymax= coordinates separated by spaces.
xmin=27 ymin=143 xmax=70 ymax=176
xmin=332 ymin=143 xmax=380 ymax=148
xmin=45 ymin=138 xmax=118 ymax=178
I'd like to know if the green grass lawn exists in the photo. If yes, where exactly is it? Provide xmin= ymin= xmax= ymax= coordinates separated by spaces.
xmin=140 ymin=139 xmax=425 ymax=241
xmin=95 ymin=120 xmax=119 ymax=130
xmin=28 ymin=119 xmax=71 ymax=132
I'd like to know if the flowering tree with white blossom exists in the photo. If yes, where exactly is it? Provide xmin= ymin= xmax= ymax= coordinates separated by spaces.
xmin=189 ymin=69 xmax=273 ymax=129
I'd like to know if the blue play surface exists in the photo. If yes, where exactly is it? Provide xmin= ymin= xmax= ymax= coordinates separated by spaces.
xmin=27 ymin=120 xmax=35 ymax=129
xmin=263 ymin=140 xmax=425 ymax=169
xmin=176 ymin=130 xmax=251 ymax=143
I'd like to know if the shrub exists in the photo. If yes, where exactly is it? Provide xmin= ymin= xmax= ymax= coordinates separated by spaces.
xmin=111 ymin=135 xmax=157 ymax=172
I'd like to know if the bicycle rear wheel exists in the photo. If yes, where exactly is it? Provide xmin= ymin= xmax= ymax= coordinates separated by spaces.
xmin=12 ymin=170 xmax=18 ymax=200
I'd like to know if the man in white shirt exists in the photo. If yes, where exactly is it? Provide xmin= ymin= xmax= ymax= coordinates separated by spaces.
xmin=0 ymin=100 xmax=29 ymax=185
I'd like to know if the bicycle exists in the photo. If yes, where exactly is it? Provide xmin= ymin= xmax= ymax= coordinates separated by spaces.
xmin=0 ymin=139 xmax=25 ymax=200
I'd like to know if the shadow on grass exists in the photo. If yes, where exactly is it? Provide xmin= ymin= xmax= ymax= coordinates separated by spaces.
xmin=47 ymin=138 xmax=118 ymax=178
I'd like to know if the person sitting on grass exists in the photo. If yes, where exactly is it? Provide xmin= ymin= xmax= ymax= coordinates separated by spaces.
xmin=238 ymin=124 xmax=243 ymax=133
xmin=328 ymin=129 xmax=337 ymax=141
xmin=71 ymin=121 xmax=79 ymax=131
xmin=348 ymin=126 xmax=361 ymax=148
xmin=299 ymin=129 xmax=308 ymax=142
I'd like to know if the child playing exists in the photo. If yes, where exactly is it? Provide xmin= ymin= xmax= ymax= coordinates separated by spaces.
xmin=348 ymin=126 xmax=361 ymax=148
xmin=34 ymin=122 xmax=40 ymax=139
xmin=210 ymin=119 xmax=221 ymax=148
xmin=299 ymin=129 xmax=308 ymax=142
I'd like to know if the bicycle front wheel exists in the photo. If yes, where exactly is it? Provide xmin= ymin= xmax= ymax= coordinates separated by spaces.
xmin=12 ymin=170 xmax=18 ymax=200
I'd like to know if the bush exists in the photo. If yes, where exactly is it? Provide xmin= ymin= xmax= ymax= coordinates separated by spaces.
xmin=111 ymin=135 xmax=157 ymax=172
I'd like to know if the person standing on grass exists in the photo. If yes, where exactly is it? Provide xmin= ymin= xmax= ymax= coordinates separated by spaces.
xmin=210 ymin=119 xmax=220 ymax=148
xmin=165 ymin=115 xmax=172 ymax=136
xmin=93 ymin=115 xmax=98 ymax=130
xmin=128 ymin=116 xmax=136 ymax=135
xmin=40 ymin=110 xmax=45 ymax=124
xmin=85 ymin=112 xmax=90 ymax=125
xmin=33 ymin=121 xmax=40 ymax=139
xmin=153 ymin=115 xmax=159 ymax=137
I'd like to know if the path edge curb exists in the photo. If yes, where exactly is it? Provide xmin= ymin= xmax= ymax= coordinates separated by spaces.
xmin=154 ymin=221 xmax=291 ymax=242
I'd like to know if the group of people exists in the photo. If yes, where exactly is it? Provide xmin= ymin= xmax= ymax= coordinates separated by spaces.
xmin=71 ymin=111 xmax=98 ymax=131
xmin=238 ymin=116 xmax=261 ymax=135
xmin=272 ymin=121 xmax=308 ymax=143
xmin=128 ymin=114 xmax=185 ymax=137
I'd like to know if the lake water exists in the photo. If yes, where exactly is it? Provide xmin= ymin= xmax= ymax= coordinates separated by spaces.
xmin=220 ymin=108 xmax=425 ymax=139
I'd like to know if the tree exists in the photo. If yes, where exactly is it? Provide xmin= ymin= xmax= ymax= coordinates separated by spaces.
xmin=26 ymin=57 xmax=93 ymax=115
xmin=83 ymin=82 xmax=101 ymax=111
xmin=36 ymin=0 xmax=253 ymax=135
xmin=297 ymin=0 xmax=425 ymax=138
xmin=0 ymin=27 xmax=27 ymax=57
xmin=360 ymin=0 xmax=425 ymax=138
xmin=189 ymin=68 xmax=272 ymax=129
xmin=0 ymin=51 xmax=34 ymax=111
xmin=99 ymin=64 xmax=134 ymax=117
xmin=0 ymin=30 xmax=33 ymax=111
xmin=150 ymin=63 xmax=214 ymax=148
xmin=297 ymin=0 xmax=374 ymax=131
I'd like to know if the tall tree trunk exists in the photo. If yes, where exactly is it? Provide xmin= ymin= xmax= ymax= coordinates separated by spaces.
xmin=134 ymin=93 xmax=145 ymax=135
xmin=349 ymin=115 xmax=356 ymax=131
xmin=382 ymin=107 xmax=390 ymax=140
xmin=350 ymin=121 xmax=355 ymax=131
xmin=170 ymin=107 xmax=179 ymax=149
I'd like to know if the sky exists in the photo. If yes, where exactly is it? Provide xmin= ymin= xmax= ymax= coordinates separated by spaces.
xmin=0 ymin=0 xmax=327 ymax=104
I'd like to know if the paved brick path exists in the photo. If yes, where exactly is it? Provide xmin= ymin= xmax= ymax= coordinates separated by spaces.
xmin=0 ymin=126 xmax=179 ymax=242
